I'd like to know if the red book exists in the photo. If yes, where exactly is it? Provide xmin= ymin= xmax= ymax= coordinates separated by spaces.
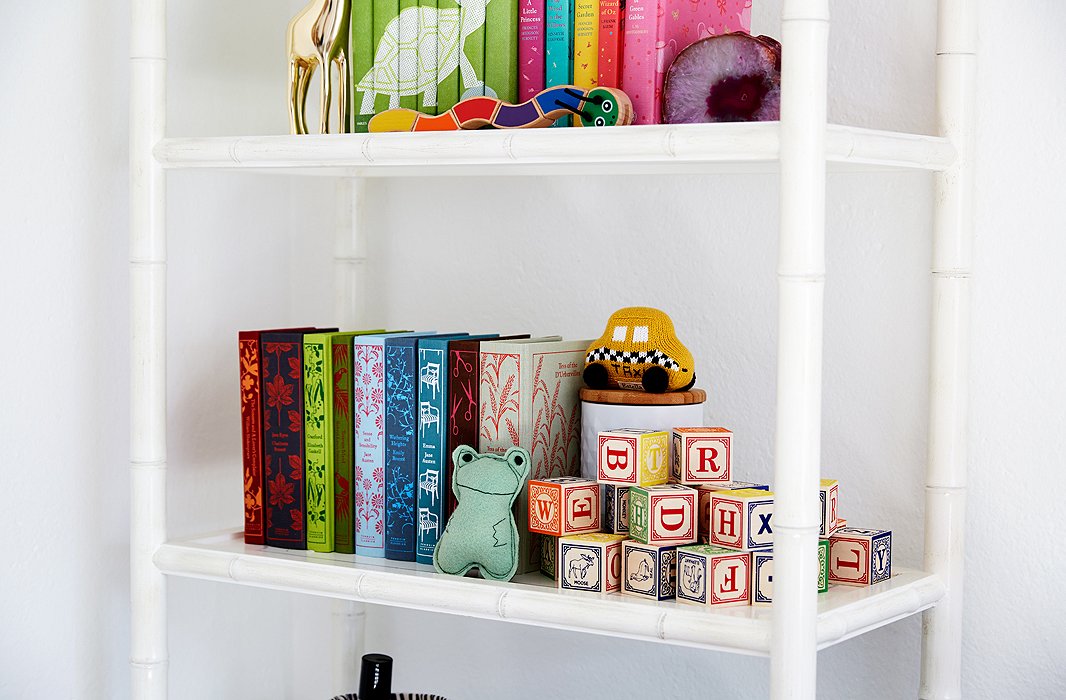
xmin=238 ymin=327 xmax=312 ymax=545
xmin=597 ymin=0 xmax=624 ymax=87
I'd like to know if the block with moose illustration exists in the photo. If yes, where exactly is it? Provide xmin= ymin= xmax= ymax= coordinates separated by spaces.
xmin=622 ymin=540 xmax=677 ymax=600
xmin=709 ymin=488 xmax=775 ymax=551
xmin=597 ymin=428 xmax=670 ymax=486
xmin=528 ymin=477 xmax=600 ymax=537
xmin=629 ymin=484 xmax=698 ymax=546
xmin=558 ymin=533 xmax=626 ymax=593
xmin=828 ymin=527 xmax=892 ymax=586
xmin=676 ymin=544 xmax=751 ymax=608
xmin=671 ymin=427 xmax=733 ymax=485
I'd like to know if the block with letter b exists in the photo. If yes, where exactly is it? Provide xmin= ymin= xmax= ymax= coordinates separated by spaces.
xmin=829 ymin=527 xmax=892 ymax=586
xmin=528 ymin=477 xmax=600 ymax=536
xmin=629 ymin=484 xmax=698 ymax=546
xmin=622 ymin=540 xmax=677 ymax=600
xmin=597 ymin=428 xmax=670 ymax=486
xmin=819 ymin=478 xmax=840 ymax=537
xmin=601 ymin=483 xmax=630 ymax=534
xmin=671 ymin=427 xmax=733 ymax=484
xmin=709 ymin=488 xmax=775 ymax=551
xmin=676 ymin=545 xmax=750 ymax=607
xmin=558 ymin=533 xmax=626 ymax=593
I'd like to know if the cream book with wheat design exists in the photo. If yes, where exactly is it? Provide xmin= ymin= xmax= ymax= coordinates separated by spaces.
xmin=479 ymin=336 xmax=591 ymax=573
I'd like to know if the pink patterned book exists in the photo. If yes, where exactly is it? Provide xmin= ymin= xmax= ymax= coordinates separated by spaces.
xmin=519 ymin=0 xmax=547 ymax=100
xmin=621 ymin=0 xmax=751 ymax=124
xmin=479 ymin=337 xmax=590 ymax=573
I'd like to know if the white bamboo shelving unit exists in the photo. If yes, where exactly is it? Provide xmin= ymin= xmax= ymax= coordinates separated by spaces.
xmin=129 ymin=0 xmax=975 ymax=698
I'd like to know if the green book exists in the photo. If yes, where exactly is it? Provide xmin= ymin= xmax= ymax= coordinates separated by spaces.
xmin=485 ymin=0 xmax=518 ymax=102
xmin=372 ymin=0 xmax=400 ymax=114
xmin=304 ymin=333 xmax=335 ymax=552
xmin=416 ymin=0 xmax=439 ymax=114
xmin=461 ymin=0 xmax=488 ymax=99
xmin=352 ymin=0 xmax=377 ymax=132
xmin=399 ymin=0 xmax=420 ymax=111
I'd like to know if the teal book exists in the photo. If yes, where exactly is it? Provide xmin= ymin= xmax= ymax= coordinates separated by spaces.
xmin=544 ymin=0 xmax=574 ymax=127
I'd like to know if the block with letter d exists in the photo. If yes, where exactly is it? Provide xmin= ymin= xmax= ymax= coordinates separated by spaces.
xmin=528 ymin=477 xmax=600 ymax=536
xmin=622 ymin=540 xmax=677 ymax=600
xmin=558 ymin=533 xmax=626 ymax=593
xmin=709 ymin=488 xmax=775 ymax=551
xmin=629 ymin=484 xmax=698 ymax=546
xmin=829 ymin=527 xmax=892 ymax=586
xmin=601 ymin=483 xmax=630 ymax=534
xmin=597 ymin=428 xmax=670 ymax=486
xmin=676 ymin=545 xmax=750 ymax=607
xmin=671 ymin=427 xmax=733 ymax=484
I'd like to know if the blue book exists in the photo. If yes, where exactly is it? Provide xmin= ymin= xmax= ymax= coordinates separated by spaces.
xmin=415 ymin=333 xmax=499 ymax=565
xmin=544 ymin=0 xmax=573 ymax=127
xmin=385 ymin=333 xmax=467 ymax=561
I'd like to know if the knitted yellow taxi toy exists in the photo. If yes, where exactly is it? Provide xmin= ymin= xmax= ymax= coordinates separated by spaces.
xmin=583 ymin=307 xmax=696 ymax=393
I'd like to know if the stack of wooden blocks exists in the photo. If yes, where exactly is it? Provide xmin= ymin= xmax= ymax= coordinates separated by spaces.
xmin=528 ymin=426 xmax=894 ymax=606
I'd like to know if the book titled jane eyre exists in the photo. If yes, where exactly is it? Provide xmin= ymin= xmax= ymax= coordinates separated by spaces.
xmin=479 ymin=337 xmax=587 ymax=573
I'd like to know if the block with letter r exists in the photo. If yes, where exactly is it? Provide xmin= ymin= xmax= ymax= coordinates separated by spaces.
xmin=671 ymin=427 xmax=733 ymax=485
xmin=829 ymin=527 xmax=892 ymax=586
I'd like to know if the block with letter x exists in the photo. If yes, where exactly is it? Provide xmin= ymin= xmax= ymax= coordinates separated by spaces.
xmin=528 ymin=477 xmax=600 ymax=536
xmin=709 ymin=488 xmax=775 ymax=551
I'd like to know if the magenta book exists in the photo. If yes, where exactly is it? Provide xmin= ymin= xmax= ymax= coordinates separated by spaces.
xmin=621 ymin=0 xmax=751 ymax=124
xmin=519 ymin=0 xmax=547 ymax=99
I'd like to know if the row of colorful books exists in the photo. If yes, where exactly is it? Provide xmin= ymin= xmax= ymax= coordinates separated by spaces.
xmin=239 ymin=328 xmax=589 ymax=570
xmin=349 ymin=0 xmax=751 ymax=129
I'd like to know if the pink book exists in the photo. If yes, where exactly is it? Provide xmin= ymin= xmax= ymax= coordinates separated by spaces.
xmin=622 ymin=0 xmax=751 ymax=124
xmin=519 ymin=0 xmax=547 ymax=100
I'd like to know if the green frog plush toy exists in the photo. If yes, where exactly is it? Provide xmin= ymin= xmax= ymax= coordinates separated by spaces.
xmin=433 ymin=445 xmax=530 ymax=581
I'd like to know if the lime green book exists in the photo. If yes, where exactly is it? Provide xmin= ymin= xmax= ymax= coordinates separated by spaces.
xmin=416 ymin=0 xmax=439 ymax=114
xmin=372 ymin=0 xmax=400 ymax=114
xmin=304 ymin=333 xmax=334 ymax=552
xmin=485 ymin=0 xmax=518 ymax=102
xmin=399 ymin=0 xmax=420 ymax=110
xmin=352 ymin=0 xmax=377 ymax=132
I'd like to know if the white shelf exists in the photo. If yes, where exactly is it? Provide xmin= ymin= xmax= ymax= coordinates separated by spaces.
xmin=155 ymin=530 xmax=945 ymax=657
xmin=154 ymin=123 xmax=956 ymax=176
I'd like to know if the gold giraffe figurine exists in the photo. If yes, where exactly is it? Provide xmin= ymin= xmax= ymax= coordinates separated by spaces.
xmin=287 ymin=0 xmax=351 ymax=134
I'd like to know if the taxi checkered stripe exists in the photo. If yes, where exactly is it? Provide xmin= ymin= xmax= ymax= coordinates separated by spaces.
xmin=585 ymin=346 xmax=681 ymax=371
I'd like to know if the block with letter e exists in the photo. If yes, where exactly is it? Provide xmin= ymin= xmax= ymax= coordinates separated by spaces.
xmin=829 ymin=527 xmax=892 ymax=586
xmin=676 ymin=545 xmax=750 ymax=608
xmin=597 ymin=428 xmax=670 ymax=486
xmin=528 ymin=477 xmax=600 ymax=536
xmin=558 ymin=533 xmax=626 ymax=593
xmin=622 ymin=540 xmax=677 ymax=600
xmin=601 ymin=483 xmax=630 ymax=534
xmin=710 ymin=488 xmax=775 ymax=551
xmin=629 ymin=484 xmax=698 ymax=546
xmin=671 ymin=427 xmax=733 ymax=484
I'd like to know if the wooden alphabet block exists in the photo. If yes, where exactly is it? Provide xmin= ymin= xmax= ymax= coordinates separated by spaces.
xmin=629 ymin=484 xmax=698 ymax=546
xmin=698 ymin=482 xmax=771 ymax=542
xmin=541 ymin=535 xmax=558 ymax=581
xmin=601 ymin=483 xmax=630 ymax=534
xmin=749 ymin=543 xmax=830 ymax=605
xmin=676 ymin=544 xmax=750 ymax=607
xmin=622 ymin=540 xmax=677 ymax=600
xmin=670 ymin=427 xmax=733 ymax=485
xmin=528 ymin=477 xmax=600 ymax=536
xmin=829 ymin=527 xmax=892 ymax=586
xmin=597 ymin=428 xmax=670 ymax=486
xmin=819 ymin=478 xmax=840 ymax=537
xmin=709 ymin=488 xmax=775 ymax=551
xmin=818 ymin=538 xmax=829 ymax=593
xmin=558 ymin=533 xmax=626 ymax=593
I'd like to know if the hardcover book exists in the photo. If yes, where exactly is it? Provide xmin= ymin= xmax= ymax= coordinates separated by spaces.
xmin=597 ymin=0 xmax=623 ymax=87
xmin=372 ymin=0 xmax=400 ymax=114
xmin=416 ymin=0 xmax=440 ymax=114
xmin=352 ymin=0 xmax=376 ymax=131
xmin=485 ymin=0 xmax=519 ymax=103
xmin=353 ymin=331 xmax=419 ymax=558
xmin=399 ymin=0 xmax=420 ymax=111
xmin=621 ymin=0 xmax=750 ymax=124
xmin=386 ymin=333 xmax=465 ymax=562
xmin=479 ymin=337 xmax=588 ymax=573
xmin=544 ymin=0 xmax=574 ymax=127
xmin=304 ymin=332 xmax=336 ymax=552
xmin=573 ymin=0 xmax=599 ymax=89
xmin=238 ymin=327 xmax=312 ymax=545
xmin=518 ymin=0 xmax=546 ymax=100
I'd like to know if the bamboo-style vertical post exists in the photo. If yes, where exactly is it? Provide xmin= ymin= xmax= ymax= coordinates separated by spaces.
xmin=921 ymin=1 xmax=975 ymax=697
xmin=130 ymin=0 xmax=168 ymax=698
xmin=772 ymin=1 xmax=829 ymax=698
xmin=332 ymin=177 xmax=369 ymax=692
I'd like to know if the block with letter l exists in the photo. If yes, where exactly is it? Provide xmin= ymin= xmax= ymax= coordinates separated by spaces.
xmin=829 ymin=527 xmax=892 ymax=586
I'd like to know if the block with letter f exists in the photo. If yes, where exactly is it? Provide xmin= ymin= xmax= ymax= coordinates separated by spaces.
xmin=676 ymin=544 xmax=750 ymax=608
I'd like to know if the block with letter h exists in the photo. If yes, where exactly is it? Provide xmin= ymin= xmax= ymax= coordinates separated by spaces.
xmin=597 ymin=428 xmax=670 ymax=486
xmin=558 ymin=533 xmax=626 ymax=593
xmin=601 ymin=483 xmax=630 ymax=534
xmin=709 ymin=489 xmax=774 ymax=551
xmin=749 ymin=541 xmax=831 ymax=606
xmin=528 ymin=477 xmax=600 ymax=536
xmin=829 ymin=527 xmax=892 ymax=586
xmin=819 ymin=478 xmax=841 ymax=537
xmin=671 ymin=427 xmax=733 ymax=485
xmin=676 ymin=545 xmax=750 ymax=607
xmin=697 ymin=482 xmax=769 ymax=543
xmin=629 ymin=484 xmax=698 ymax=546
xmin=622 ymin=540 xmax=677 ymax=600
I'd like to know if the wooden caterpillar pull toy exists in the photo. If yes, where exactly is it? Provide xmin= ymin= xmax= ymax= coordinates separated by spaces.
xmin=368 ymin=86 xmax=634 ymax=132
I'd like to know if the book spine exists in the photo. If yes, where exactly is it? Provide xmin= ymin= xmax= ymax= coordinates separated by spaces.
xmin=332 ymin=337 xmax=356 ymax=553
xmin=573 ymin=0 xmax=598 ymax=89
xmin=398 ymin=0 xmax=420 ymax=111
xmin=354 ymin=340 xmax=387 ymax=557
xmin=385 ymin=341 xmax=418 ymax=561
xmin=353 ymin=0 xmax=377 ymax=132
xmin=478 ymin=348 xmax=524 ymax=457
xmin=597 ymin=0 xmax=623 ymax=88
xmin=416 ymin=0 xmax=439 ymax=114
xmin=262 ymin=335 xmax=307 ymax=549
xmin=544 ymin=0 xmax=573 ymax=87
xmin=435 ymin=0 xmax=462 ymax=111
xmin=372 ymin=0 xmax=401 ymax=114
xmin=485 ymin=0 xmax=518 ymax=103
xmin=518 ymin=0 xmax=546 ymax=101
xmin=239 ymin=333 xmax=265 ymax=544
xmin=446 ymin=345 xmax=480 ymax=518
xmin=621 ymin=0 xmax=661 ymax=124
xmin=304 ymin=336 xmax=334 ymax=552
xmin=415 ymin=346 xmax=448 ymax=564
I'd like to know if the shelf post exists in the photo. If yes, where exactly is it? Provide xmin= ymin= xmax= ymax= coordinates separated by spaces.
xmin=921 ymin=1 xmax=975 ymax=697
xmin=773 ymin=1 xmax=830 ymax=698
xmin=130 ymin=0 xmax=168 ymax=698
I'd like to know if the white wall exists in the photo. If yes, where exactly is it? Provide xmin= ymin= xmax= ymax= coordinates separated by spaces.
xmin=1 ymin=0 xmax=1063 ymax=698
